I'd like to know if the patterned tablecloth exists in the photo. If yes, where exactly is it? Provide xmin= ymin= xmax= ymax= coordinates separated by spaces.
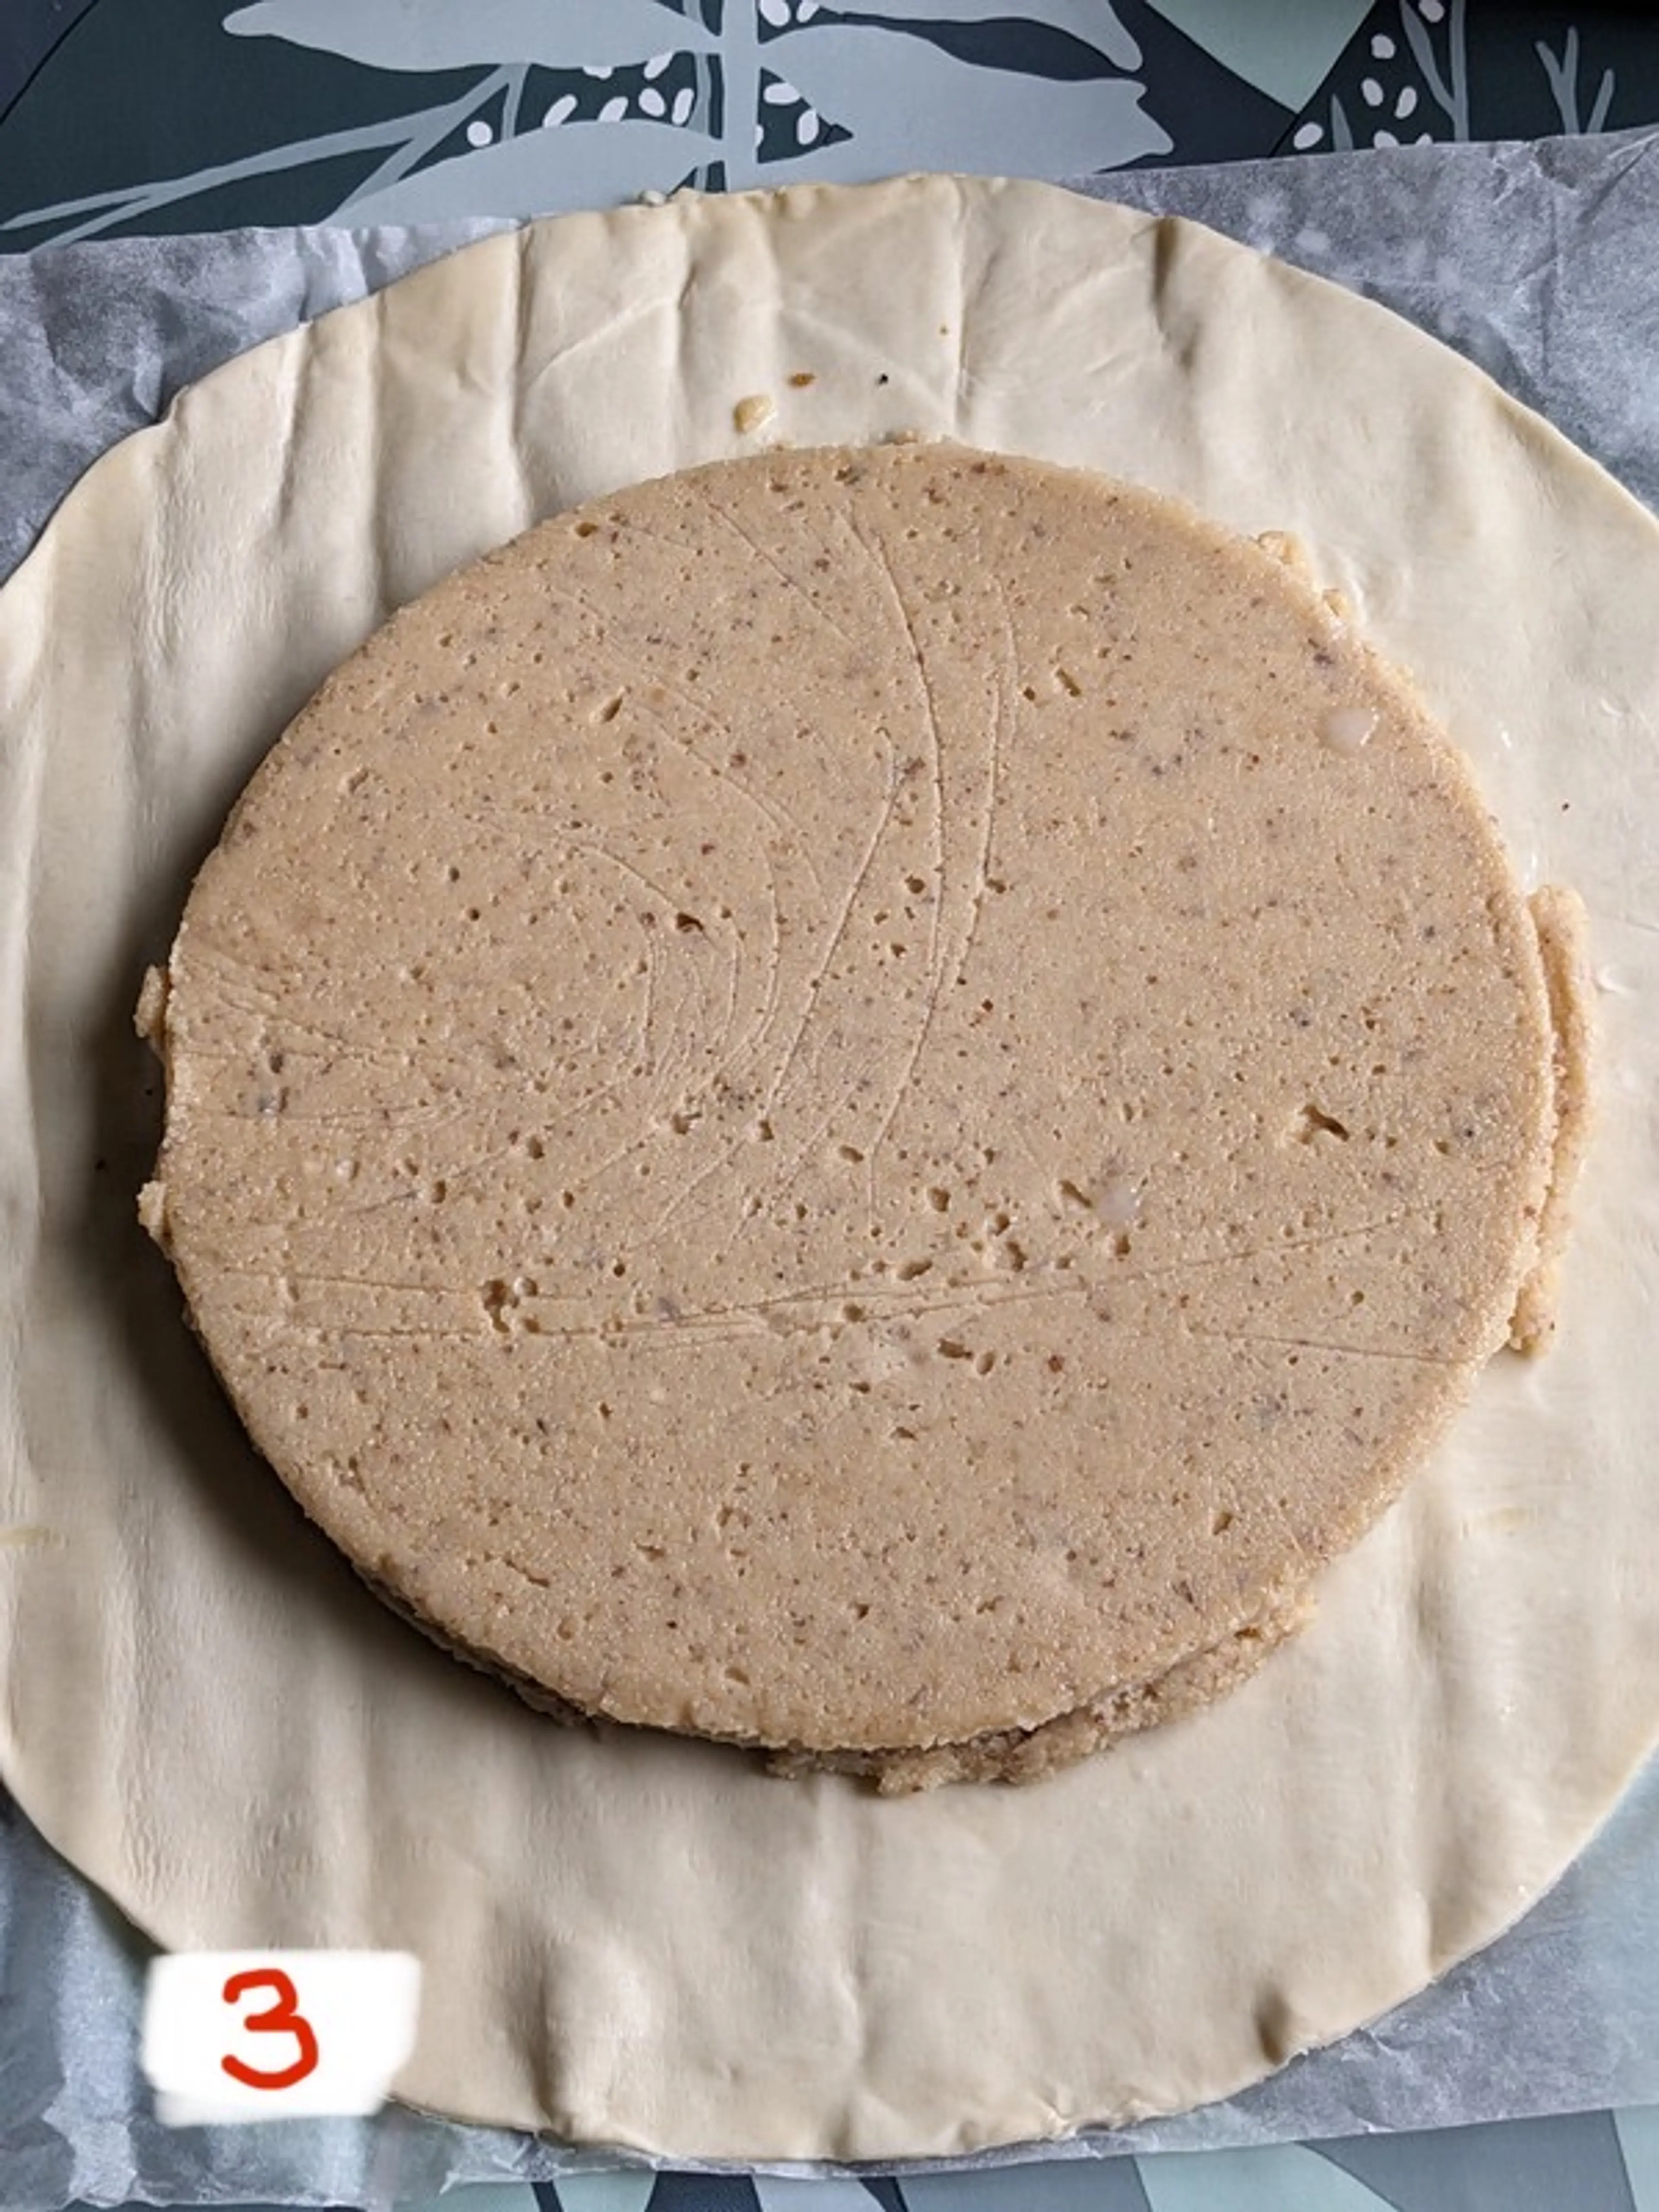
xmin=3 ymin=0 xmax=1659 ymax=234
xmin=5 ymin=6 xmax=1659 ymax=2209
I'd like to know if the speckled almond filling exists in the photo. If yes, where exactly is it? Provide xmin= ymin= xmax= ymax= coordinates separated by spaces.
xmin=141 ymin=443 xmax=1573 ymax=1783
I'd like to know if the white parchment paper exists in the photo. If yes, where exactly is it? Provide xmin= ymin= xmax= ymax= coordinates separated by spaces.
xmin=5 ymin=131 xmax=1659 ymax=2206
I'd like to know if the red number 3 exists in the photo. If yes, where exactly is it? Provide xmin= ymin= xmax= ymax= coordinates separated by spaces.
xmin=219 ymin=1967 xmax=321 ymax=2090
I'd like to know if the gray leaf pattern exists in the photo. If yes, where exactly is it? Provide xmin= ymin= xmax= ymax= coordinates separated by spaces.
xmin=764 ymin=0 xmax=1144 ymax=73
xmin=1 ymin=0 xmax=1165 ymax=237
xmin=1536 ymin=25 xmax=1615 ymax=135
xmin=763 ymin=19 xmax=1168 ymax=178
xmin=223 ymin=0 xmax=718 ymax=69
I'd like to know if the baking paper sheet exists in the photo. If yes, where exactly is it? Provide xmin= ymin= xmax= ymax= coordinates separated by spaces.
xmin=5 ymin=128 xmax=1659 ymax=2206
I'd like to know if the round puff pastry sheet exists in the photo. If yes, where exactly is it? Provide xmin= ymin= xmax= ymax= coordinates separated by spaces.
xmin=1 ymin=176 xmax=1657 ymax=2160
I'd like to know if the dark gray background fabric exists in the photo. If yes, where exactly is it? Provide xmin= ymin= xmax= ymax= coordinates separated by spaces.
xmin=5 ymin=0 xmax=1659 ymax=234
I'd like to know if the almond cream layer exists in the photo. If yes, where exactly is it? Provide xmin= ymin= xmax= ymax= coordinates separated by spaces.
xmin=140 ymin=445 xmax=1567 ymax=1778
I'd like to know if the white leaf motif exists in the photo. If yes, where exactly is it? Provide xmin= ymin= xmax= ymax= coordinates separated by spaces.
xmin=1137 ymin=2141 xmax=1401 ymax=2212
xmin=224 ymin=0 xmax=714 ymax=69
xmin=554 ymin=2176 xmax=658 ymax=2212
xmin=769 ymin=22 xmax=1169 ymax=174
xmin=785 ymin=0 xmax=1141 ymax=72
xmin=753 ymin=2180 xmax=892 ymax=2212
xmin=339 ymin=117 xmax=714 ymax=224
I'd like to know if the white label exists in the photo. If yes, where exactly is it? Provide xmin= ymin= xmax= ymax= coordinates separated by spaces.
xmin=141 ymin=1950 xmax=421 ymax=2125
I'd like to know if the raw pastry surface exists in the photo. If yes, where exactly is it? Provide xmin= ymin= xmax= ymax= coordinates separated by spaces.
xmin=0 ymin=178 xmax=1653 ymax=2160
